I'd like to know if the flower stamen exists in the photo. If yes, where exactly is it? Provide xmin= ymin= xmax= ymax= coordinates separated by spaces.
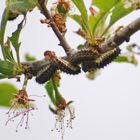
xmin=5 ymin=90 xmax=35 ymax=132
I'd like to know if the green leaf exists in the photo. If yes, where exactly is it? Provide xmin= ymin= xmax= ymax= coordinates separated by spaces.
xmin=114 ymin=55 xmax=129 ymax=62
xmin=9 ymin=0 xmax=38 ymax=14
xmin=92 ymin=0 xmax=120 ymax=36
xmin=70 ymin=14 xmax=82 ymax=26
xmin=0 ymin=59 xmax=15 ymax=75
xmin=51 ymin=78 xmax=62 ymax=104
xmin=114 ymin=55 xmax=138 ymax=65
xmin=109 ymin=1 xmax=133 ymax=27
xmin=93 ymin=0 xmax=119 ymax=13
xmin=4 ymin=48 xmax=15 ymax=62
xmin=45 ymin=78 xmax=63 ymax=106
xmin=71 ymin=1 xmax=122 ymax=40
xmin=86 ymin=70 xmax=101 ymax=80
xmin=0 ymin=74 xmax=8 ymax=79
xmin=3 ymin=40 xmax=15 ymax=62
xmin=0 ymin=9 xmax=8 ymax=44
xmin=70 ymin=0 xmax=91 ymax=37
xmin=77 ymin=44 xmax=84 ymax=50
xmin=70 ymin=14 xmax=88 ymax=31
xmin=93 ymin=14 xmax=108 ymax=36
xmin=88 ymin=15 xmax=98 ymax=34
xmin=25 ymin=53 xmax=36 ymax=61
xmin=71 ymin=0 xmax=87 ymax=21
xmin=9 ymin=18 xmax=24 ymax=64
xmin=45 ymin=80 xmax=56 ymax=106
xmin=0 ymin=59 xmax=23 ymax=77
xmin=0 ymin=83 xmax=18 ymax=107
xmin=0 ymin=8 xmax=9 ymax=59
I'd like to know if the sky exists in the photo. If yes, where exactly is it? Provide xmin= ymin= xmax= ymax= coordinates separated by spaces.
xmin=0 ymin=1 xmax=140 ymax=140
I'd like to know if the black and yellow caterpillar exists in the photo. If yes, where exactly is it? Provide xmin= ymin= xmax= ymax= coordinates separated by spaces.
xmin=35 ymin=63 xmax=57 ymax=84
xmin=35 ymin=57 xmax=80 ymax=84
xmin=82 ymin=47 xmax=121 ymax=72
xmin=34 ymin=47 xmax=121 ymax=84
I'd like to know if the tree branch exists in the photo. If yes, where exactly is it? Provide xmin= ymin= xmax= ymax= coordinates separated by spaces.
xmin=38 ymin=0 xmax=74 ymax=56
xmin=100 ymin=17 xmax=140 ymax=52
xmin=22 ymin=17 xmax=140 ymax=82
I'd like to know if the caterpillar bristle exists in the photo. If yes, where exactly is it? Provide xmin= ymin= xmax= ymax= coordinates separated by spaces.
xmin=35 ymin=57 xmax=81 ymax=84
xmin=56 ymin=58 xmax=81 ymax=74
xmin=71 ymin=49 xmax=99 ymax=64
xmin=95 ymin=47 xmax=121 ymax=68
xmin=82 ymin=62 xmax=94 ymax=72
xmin=35 ymin=65 xmax=56 ymax=84
xmin=35 ymin=47 xmax=120 ymax=83
xmin=82 ymin=47 xmax=121 ymax=72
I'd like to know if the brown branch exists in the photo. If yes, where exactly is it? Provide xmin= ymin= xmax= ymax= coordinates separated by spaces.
xmin=22 ymin=17 xmax=140 ymax=81
xmin=100 ymin=17 xmax=140 ymax=52
xmin=38 ymin=0 xmax=74 ymax=56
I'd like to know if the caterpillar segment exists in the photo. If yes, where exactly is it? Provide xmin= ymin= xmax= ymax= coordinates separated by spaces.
xmin=82 ymin=47 xmax=121 ymax=72
xmin=70 ymin=49 xmax=99 ymax=64
xmin=35 ymin=47 xmax=120 ymax=83
xmin=35 ymin=64 xmax=57 ymax=84
xmin=56 ymin=57 xmax=81 ymax=74
xmin=94 ymin=47 xmax=121 ymax=68
xmin=35 ymin=56 xmax=81 ymax=84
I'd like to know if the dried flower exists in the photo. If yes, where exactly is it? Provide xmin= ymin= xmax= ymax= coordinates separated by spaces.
xmin=57 ymin=0 xmax=71 ymax=14
xmin=50 ymin=97 xmax=75 ymax=139
xmin=52 ymin=0 xmax=71 ymax=15
xmin=5 ymin=90 xmax=35 ymax=132
xmin=52 ymin=12 xmax=67 ymax=34
xmin=50 ymin=0 xmax=72 ymax=34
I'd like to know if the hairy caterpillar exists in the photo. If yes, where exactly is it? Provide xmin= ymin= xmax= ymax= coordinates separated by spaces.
xmin=35 ymin=55 xmax=81 ymax=84
xmin=35 ymin=63 xmax=57 ymax=84
xmin=30 ymin=60 xmax=52 ymax=75
xmin=94 ymin=47 xmax=121 ymax=68
xmin=69 ymin=49 xmax=99 ymax=64
xmin=82 ymin=47 xmax=121 ymax=72
xmin=56 ymin=57 xmax=81 ymax=74
xmin=35 ymin=47 xmax=120 ymax=83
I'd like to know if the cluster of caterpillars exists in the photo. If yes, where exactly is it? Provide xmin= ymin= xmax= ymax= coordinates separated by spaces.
xmin=33 ymin=47 xmax=121 ymax=84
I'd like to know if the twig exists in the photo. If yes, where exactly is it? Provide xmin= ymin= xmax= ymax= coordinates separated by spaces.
xmin=38 ymin=0 xmax=74 ymax=56
xmin=100 ymin=17 xmax=140 ymax=52
xmin=23 ymin=17 xmax=140 ymax=73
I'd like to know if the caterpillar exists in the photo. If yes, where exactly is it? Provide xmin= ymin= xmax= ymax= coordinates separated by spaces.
xmin=82 ymin=47 xmax=121 ymax=72
xmin=35 ymin=47 xmax=120 ymax=83
xmin=56 ymin=57 xmax=81 ymax=74
xmin=35 ymin=63 xmax=57 ymax=84
xmin=30 ymin=60 xmax=52 ymax=75
xmin=35 ymin=54 xmax=81 ymax=84
xmin=69 ymin=49 xmax=99 ymax=64
xmin=94 ymin=47 xmax=121 ymax=68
